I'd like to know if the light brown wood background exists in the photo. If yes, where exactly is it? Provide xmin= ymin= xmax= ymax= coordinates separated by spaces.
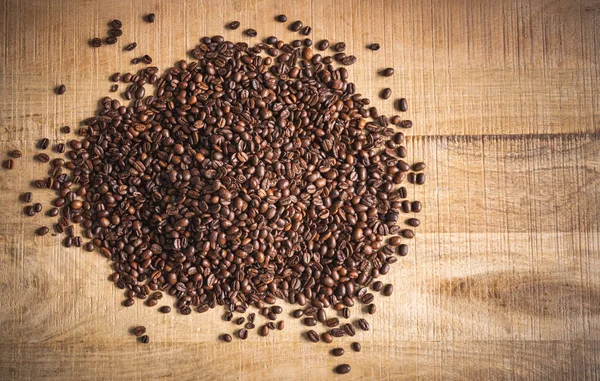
xmin=0 ymin=0 xmax=599 ymax=379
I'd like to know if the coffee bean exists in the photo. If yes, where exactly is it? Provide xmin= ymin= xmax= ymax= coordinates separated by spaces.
xmin=272 ymin=305 xmax=283 ymax=314
xmin=402 ymin=229 xmax=415 ymax=238
xmin=290 ymin=21 xmax=303 ymax=31
xmin=22 ymin=192 xmax=32 ymax=203
xmin=37 ymin=226 xmax=49 ymax=236
xmin=411 ymin=201 xmax=422 ymax=212
xmin=133 ymin=326 xmax=146 ymax=336
xmin=238 ymin=329 xmax=248 ymax=340
xmin=10 ymin=150 xmax=22 ymax=158
xmin=32 ymin=203 xmax=42 ymax=213
xmin=140 ymin=335 xmax=149 ymax=344
xmin=61 ymin=126 xmax=70 ymax=134
xmin=330 ymin=328 xmax=345 ymax=338
xmin=407 ymin=218 xmax=420 ymax=227
xmin=343 ymin=323 xmax=355 ymax=337
xmin=357 ymin=318 xmax=370 ymax=331
xmin=316 ymin=40 xmax=329 ymax=51
xmin=235 ymin=317 xmax=245 ymax=325
xmin=383 ymin=284 xmax=394 ymax=296
xmin=372 ymin=281 xmax=383 ymax=292
xmin=105 ymin=36 xmax=117 ymax=45
xmin=38 ymin=138 xmax=50 ymax=150
xmin=389 ymin=236 xmax=402 ymax=246
xmin=360 ymin=293 xmax=374 ymax=305
xmin=367 ymin=304 xmax=376 ymax=314
xmin=124 ymin=42 xmax=137 ymax=51
xmin=277 ymin=321 xmax=285 ymax=330
xmin=367 ymin=43 xmax=380 ymax=50
xmin=304 ymin=317 xmax=317 ymax=326
xmin=123 ymin=298 xmax=134 ymax=307
xmin=37 ymin=153 xmax=50 ymax=163
xmin=159 ymin=306 xmax=171 ymax=313
xmin=300 ymin=26 xmax=311 ymax=36
xmin=331 ymin=348 xmax=344 ymax=356
xmin=109 ymin=28 xmax=123 ymax=37
xmin=381 ymin=88 xmax=392 ymax=99
xmin=5 ymin=159 xmax=13 ymax=169
xmin=245 ymin=29 xmax=257 ymax=37
xmin=335 ymin=364 xmax=351 ymax=374
xmin=351 ymin=342 xmax=361 ymax=352
xmin=306 ymin=330 xmax=319 ymax=343
xmin=416 ymin=173 xmax=425 ymax=184
xmin=245 ymin=322 xmax=255 ymax=329
xmin=90 ymin=38 xmax=102 ymax=47
xmin=413 ymin=162 xmax=426 ymax=171
xmin=56 ymin=85 xmax=66 ymax=95
xmin=397 ymin=98 xmax=408 ymax=112
xmin=321 ymin=332 xmax=333 ymax=343
xmin=292 ymin=309 xmax=304 ymax=318
xmin=333 ymin=42 xmax=346 ymax=52
xmin=276 ymin=14 xmax=287 ymax=22
xmin=317 ymin=308 xmax=327 ymax=323
xmin=382 ymin=68 xmax=394 ymax=76
xmin=146 ymin=13 xmax=156 ymax=23
xmin=341 ymin=308 xmax=350 ymax=319
xmin=260 ymin=325 xmax=269 ymax=336
xmin=222 ymin=333 xmax=232 ymax=342
xmin=110 ymin=19 xmax=122 ymax=29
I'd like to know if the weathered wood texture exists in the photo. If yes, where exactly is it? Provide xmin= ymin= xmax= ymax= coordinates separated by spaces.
xmin=0 ymin=0 xmax=599 ymax=380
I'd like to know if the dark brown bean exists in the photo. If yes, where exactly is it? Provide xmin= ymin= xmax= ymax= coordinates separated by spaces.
xmin=5 ymin=159 xmax=13 ymax=169
xmin=381 ymin=88 xmax=392 ymax=99
xmin=290 ymin=21 xmax=303 ymax=32
xmin=351 ymin=342 xmax=361 ymax=352
xmin=146 ymin=13 xmax=156 ymax=23
xmin=397 ymin=98 xmax=408 ymax=112
xmin=322 ymin=332 xmax=333 ymax=343
xmin=37 ymin=226 xmax=49 ymax=236
xmin=124 ymin=42 xmax=137 ymax=51
xmin=357 ymin=318 xmax=370 ymax=331
xmin=139 ymin=335 xmax=150 ymax=344
xmin=383 ymin=284 xmax=394 ymax=296
xmin=275 ymin=14 xmax=287 ymax=22
xmin=306 ymin=330 xmax=319 ymax=343
xmin=90 ymin=38 xmax=102 ymax=47
xmin=222 ymin=333 xmax=232 ymax=342
xmin=335 ymin=364 xmax=351 ymax=374
xmin=10 ymin=150 xmax=22 ymax=158
xmin=367 ymin=43 xmax=380 ymax=50
xmin=245 ymin=29 xmax=257 ymax=37
xmin=331 ymin=348 xmax=344 ymax=356
xmin=382 ymin=68 xmax=394 ymax=76
xmin=317 ymin=40 xmax=329 ymax=51
xmin=133 ymin=326 xmax=146 ymax=336
xmin=159 ymin=306 xmax=171 ymax=313
xmin=238 ymin=329 xmax=248 ymax=340
xmin=367 ymin=304 xmax=376 ymax=314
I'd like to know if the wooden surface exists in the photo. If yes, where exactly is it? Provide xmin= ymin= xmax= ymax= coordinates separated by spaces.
xmin=1 ymin=0 xmax=599 ymax=380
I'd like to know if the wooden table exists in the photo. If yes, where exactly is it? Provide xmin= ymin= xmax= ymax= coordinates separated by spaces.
xmin=1 ymin=0 xmax=598 ymax=379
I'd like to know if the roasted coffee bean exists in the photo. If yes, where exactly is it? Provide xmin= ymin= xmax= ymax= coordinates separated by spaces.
xmin=38 ymin=138 xmax=50 ymax=149
xmin=413 ymin=162 xmax=426 ymax=171
xmin=367 ymin=43 xmax=380 ymax=50
xmin=300 ymin=26 xmax=311 ymax=35
xmin=109 ymin=28 xmax=123 ymax=37
xmin=316 ymin=40 xmax=329 ymax=51
xmin=10 ymin=150 xmax=22 ymax=158
xmin=306 ymin=330 xmax=319 ymax=343
xmin=326 ymin=318 xmax=340 ymax=327
xmin=335 ymin=364 xmax=351 ymax=374
xmin=357 ymin=319 xmax=370 ymax=331
xmin=245 ymin=322 xmax=255 ymax=329
xmin=341 ymin=308 xmax=350 ymax=319
xmin=411 ymin=201 xmax=422 ymax=213
xmin=37 ymin=226 xmax=49 ymax=236
xmin=235 ymin=317 xmax=245 ymax=325
xmin=333 ymin=42 xmax=346 ymax=52
xmin=304 ymin=317 xmax=317 ymax=326
xmin=361 ymin=293 xmax=374 ymax=305
xmin=227 ymin=21 xmax=241 ymax=30
xmin=330 ymin=328 xmax=344 ymax=338
xmin=109 ymin=19 xmax=122 ymax=28
xmin=22 ymin=192 xmax=33 ymax=203
xmin=146 ymin=13 xmax=156 ymax=23
xmin=5 ymin=159 xmax=13 ymax=169
xmin=276 ymin=14 xmax=287 ymax=22
xmin=407 ymin=218 xmax=420 ymax=227
xmin=140 ymin=335 xmax=150 ymax=344
xmin=381 ymin=88 xmax=392 ymax=99
xmin=37 ymin=153 xmax=50 ymax=163
xmin=123 ymin=298 xmax=134 ymax=307
xmin=238 ymin=329 xmax=248 ymax=340
xmin=133 ymin=326 xmax=146 ymax=336
xmin=292 ymin=309 xmax=304 ymax=318
xmin=372 ymin=281 xmax=383 ymax=292
xmin=90 ymin=38 xmax=102 ymax=47
xmin=124 ymin=42 xmax=137 ymax=51
xmin=378 ymin=283 xmax=393 ymax=297
xmin=331 ymin=348 xmax=344 ymax=356
xmin=277 ymin=321 xmax=285 ymax=330
xmin=397 ymin=98 xmax=408 ymax=112
xmin=416 ymin=173 xmax=425 ymax=184
xmin=260 ymin=325 xmax=269 ymax=336
xmin=222 ymin=333 xmax=232 ymax=342
xmin=322 ymin=332 xmax=333 ymax=343
xmin=32 ymin=203 xmax=42 ymax=213
xmin=317 ymin=308 xmax=327 ymax=323
xmin=290 ymin=21 xmax=303 ymax=32
xmin=382 ymin=67 xmax=394 ymax=76
xmin=245 ymin=29 xmax=257 ymax=37
xmin=272 ymin=305 xmax=283 ymax=314
xmin=402 ymin=229 xmax=415 ymax=239
xmin=61 ymin=126 xmax=70 ymax=133
xmin=159 ymin=306 xmax=171 ymax=313
xmin=105 ymin=36 xmax=117 ymax=45
xmin=351 ymin=342 xmax=361 ymax=352
xmin=367 ymin=304 xmax=376 ymax=314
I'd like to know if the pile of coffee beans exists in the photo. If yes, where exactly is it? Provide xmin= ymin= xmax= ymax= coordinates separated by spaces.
xmin=11 ymin=12 xmax=425 ymax=376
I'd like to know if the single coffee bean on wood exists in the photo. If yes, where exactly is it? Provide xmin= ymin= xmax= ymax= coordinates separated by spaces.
xmin=335 ymin=364 xmax=351 ymax=374
xmin=331 ymin=348 xmax=344 ymax=356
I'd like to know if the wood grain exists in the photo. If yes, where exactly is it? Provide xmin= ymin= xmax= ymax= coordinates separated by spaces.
xmin=1 ymin=0 xmax=599 ymax=380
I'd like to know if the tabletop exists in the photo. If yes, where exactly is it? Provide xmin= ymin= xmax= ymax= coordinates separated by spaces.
xmin=1 ymin=0 xmax=599 ymax=380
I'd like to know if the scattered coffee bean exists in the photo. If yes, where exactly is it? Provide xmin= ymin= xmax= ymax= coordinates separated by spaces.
xmin=133 ymin=326 xmax=146 ymax=337
xmin=245 ymin=29 xmax=257 ymax=37
xmin=322 ymin=332 xmax=333 ymax=343
xmin=159 ymin=306 xmax=171 ymax=313
xmin=32 ymin=203 xmax=42 ymax=213
xmin=235 ymin=317 xmax=245 ymax=325
xmin=333 ymin=42 xmax=346 ymax=52
xmin=276 ymin=14 xmax=287 ymax=22
xmin=402 ymin=229 xmax=415 ymax=239
xmin=109 ymin=28 xmax=123 ymax=37
xmin=290 ymin=21 xmax=303 ymax=31
xmin=335 ymin=364 xmax=351 ymax=374
xmin=146 ymin=13 xmax=156 ymax=23
xmin=300 ymin=26 xmax=311 ymax=35
xmin=397 ymin=98 xmax=408 ymax=112
xmin=367 ymin=43 xmax=380 ymax=50
xmin=37 ymin=226 xmax=49 ymax=236
xmin=238 ymin=329 xmax=248 ymax=340
xmin=331 ymin=348 xmax=344 ymax=356
xmin=5 ymin=159 xmax=13 ymax=169
xmin=140 ymin=335 xmax=149 ymax=344
xmin=277 ymin=321 xmax=285 ymax=330
xmin=109 ymin=19 xmax=122 ymax=28
xmin=38 ymin=138 xmax=50 ymax=149
xmin=307 ymin=330 xmax=320 ymax=343
xmin=341 ymin=308 xmax=350 ymax=319
xmin=10 ymin=150 xmax=22 ymax=158
xmin=316 ymin=39 xmax=329 ymax=51
xmin=304 ymin=317 xmax=317 ymax=326
xmin=61 ymin=126 xmax=71 ymax=134
xmin=382 ymin=68 xmax=394 ymax=77
xmin=292 ymin=309 xmax=304 ymax=318
xmin=124 ymin=42 xmax=137 ymax=51
xmin=37 ymin=153 xmax=50 ymax=163
xmin=56 ymin=85 xmax=67 ymax=95
xmin=222 ymin=333 xmax=232 ymax=342
xmin=260 ymin=325 xmax=269 ymax=336
xmin=381 ymin=88 xmax=392 ymax=99
xmin=382 ymin=284 xmax=394 ymax=296
xmin=351 ymin=342 xmax=361 ymax=352
xmin=357 ymin=319 xmax=370 ymax=331
xmin=105 ymin=36 xmax=117 ymax=45
xmin=367 ymin=304 xmax=376 ymax=314
xmin=90 ymin=38 xmax=102 ymax=47
xmin=22 ymin=192 xmax=33 ymax=203
xmin=411 ymin=201 xmax=422 ymax=213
